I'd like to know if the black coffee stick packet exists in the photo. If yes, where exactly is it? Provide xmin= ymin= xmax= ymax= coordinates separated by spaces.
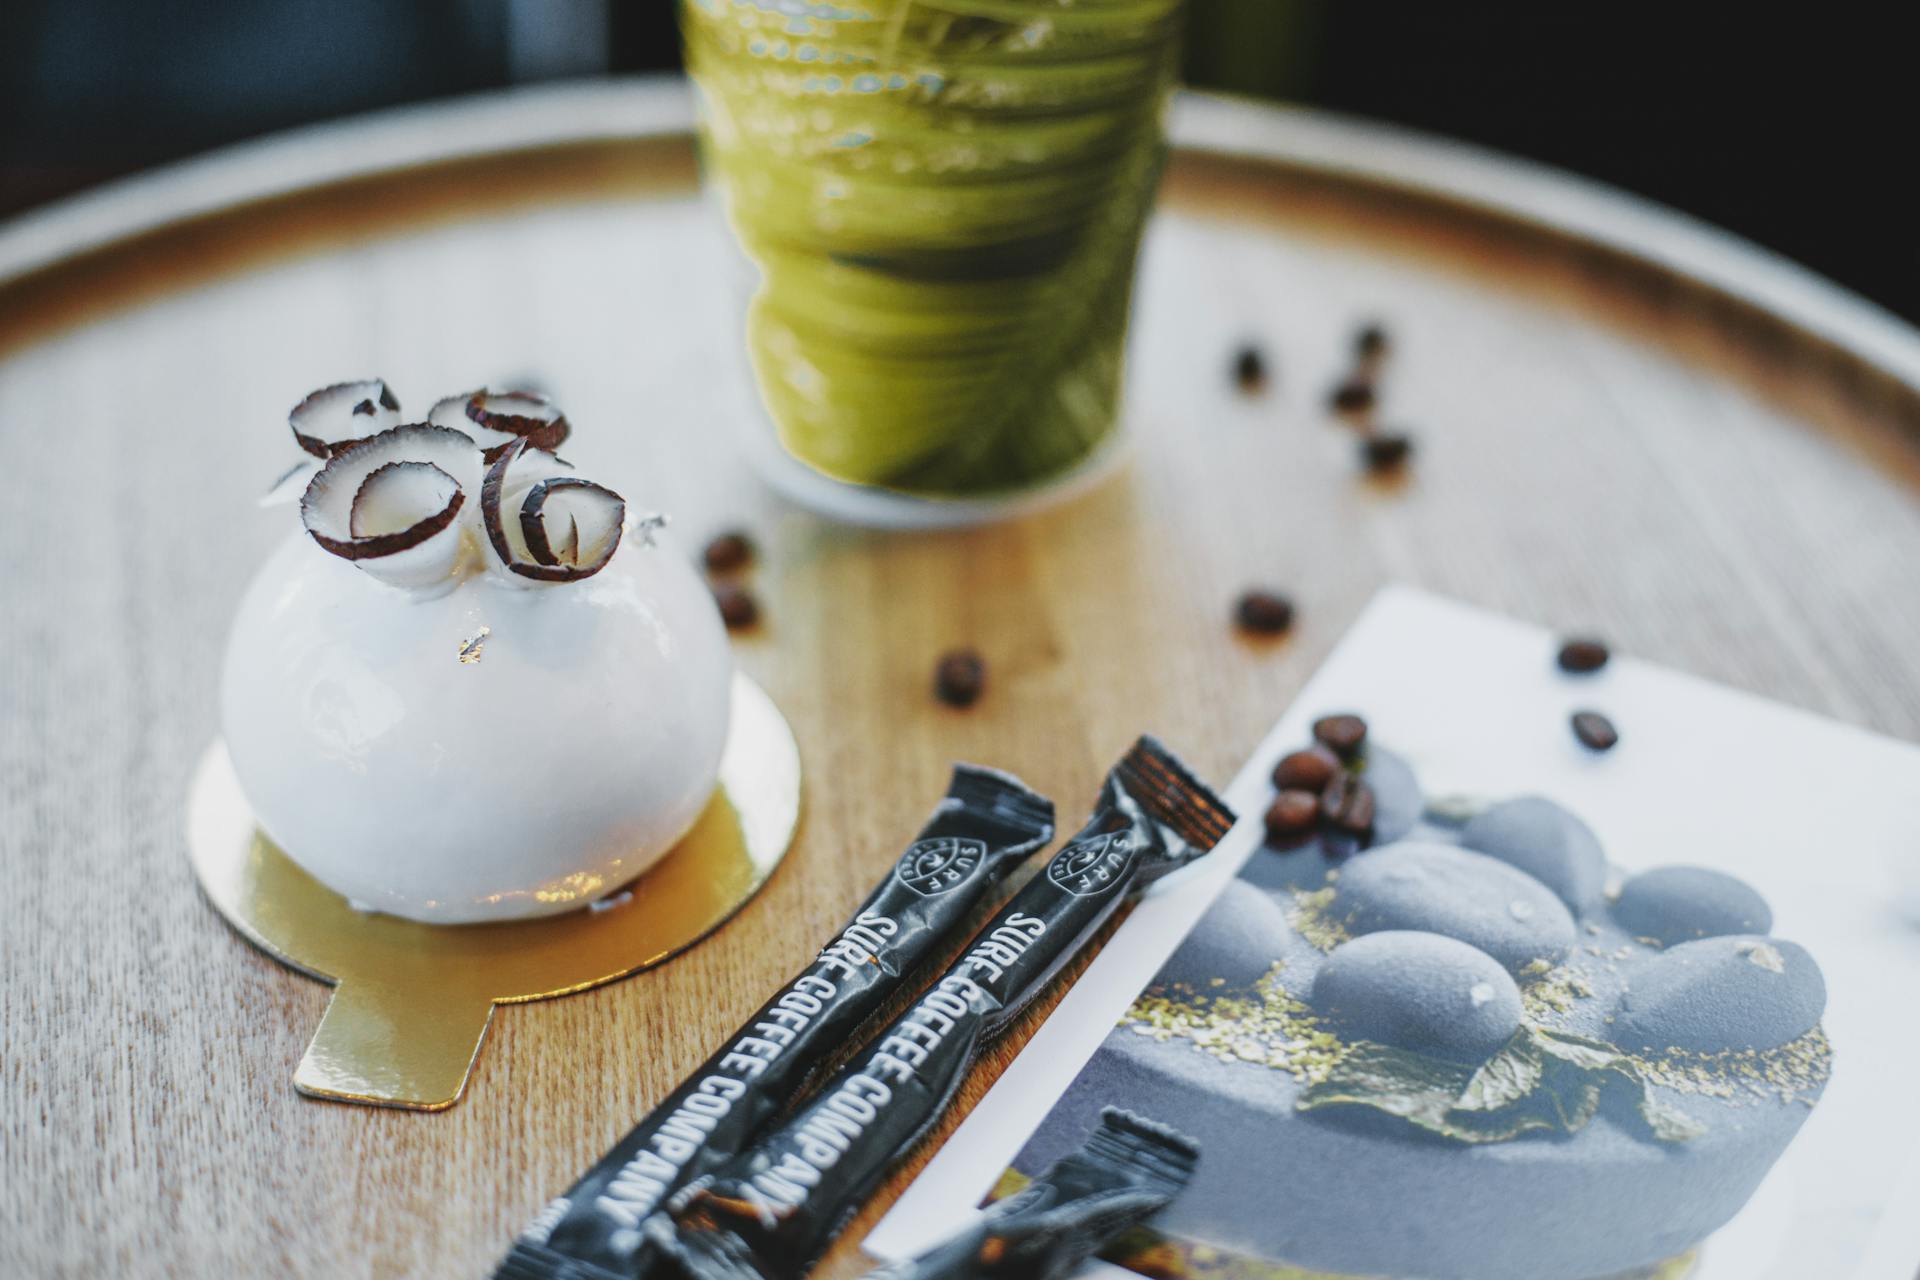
xmin=863 ymin=1108 xmax=1199 ymax=1280
xmin=498 ymin=766 xmax=1056 ymax=1280
xmin=649 ymin=737 xmax=1233 ymax=1280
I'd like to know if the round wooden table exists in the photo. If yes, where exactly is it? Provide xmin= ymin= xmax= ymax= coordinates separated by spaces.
xmin=3 ymin=79 xmax=1917 ymax=1278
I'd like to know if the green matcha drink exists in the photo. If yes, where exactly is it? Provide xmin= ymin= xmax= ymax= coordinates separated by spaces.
xmin=682 ymin=0 xmax=1186 ymax=504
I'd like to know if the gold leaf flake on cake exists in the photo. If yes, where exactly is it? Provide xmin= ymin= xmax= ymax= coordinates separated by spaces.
xmin=1520 ymin=964 xmax=1597 ymax=1021
xmin=1285 ymin=886 xmax=1350 ymax=953
xmin=1629 ymin=1027 xmax=1831 ymax=1106
xmin=1125 ymin=964 xmax=1350 ymax=1086
xmin=458 ymin=626 xmax=491 ymax=664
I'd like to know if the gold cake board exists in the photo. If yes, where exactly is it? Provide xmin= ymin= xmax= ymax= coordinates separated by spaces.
xmin=185 ymin=672 xmax=801 ymax=1111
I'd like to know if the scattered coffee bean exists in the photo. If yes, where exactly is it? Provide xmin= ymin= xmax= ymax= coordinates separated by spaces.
xmin=1571 ymin=710 xmax=1619 ymax=752
xmin=1557 ymin=638 xmax=1610 ymax=674
xmin=1361 ymin=433 xmax=1413 ymax=472
xmin=712 ymin=582 xmax=759 ymax=630
xmin=702 ymin=529 xmax=756 ymax=574
xmin=1234 ymin=589 xmax=1295 ymax=636
xmin=1265 ymin=790 xmax=1322 ymax=841
xmin=934 ymin=649 xmax=987 ymax=708
xmin=1312 ymin=713 xmax=1369 ymax=760
xmin=1321 ymin=772 xmax=1377 ymax=836
xmin=1272 ymin=745 xmax=1340 ymax=793
xmin=1233 ymin=344 xmax=1268 ymax=392
xmin=1329 ymin=379 xmax=1376 ymax=414
xmin=1355 ymin=322 xmax=1390 ymax=360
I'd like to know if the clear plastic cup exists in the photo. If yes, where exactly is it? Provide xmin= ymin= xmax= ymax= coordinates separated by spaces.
xmin=682 ymin=0 xmax=1187 ymax=526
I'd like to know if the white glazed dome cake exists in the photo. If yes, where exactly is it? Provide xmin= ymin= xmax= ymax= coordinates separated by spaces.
xmin=220 ymin=381 xmax=732 ymax=925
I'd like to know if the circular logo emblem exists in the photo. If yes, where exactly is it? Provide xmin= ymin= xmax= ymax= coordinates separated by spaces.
xmin=895 ymin=837 xmax=987 ymax=896
xmin=1046 ymin=833 xmax=1135 ymax=896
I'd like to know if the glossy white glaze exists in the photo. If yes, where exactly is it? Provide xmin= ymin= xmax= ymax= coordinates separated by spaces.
xmin=220 ymin=530 xmax=732 ymax=924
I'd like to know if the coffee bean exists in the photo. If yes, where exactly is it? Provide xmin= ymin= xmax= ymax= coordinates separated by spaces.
xmin=702 ymin=529 xmax=756 ymax=574
xmin=1355 ymin=323 xmax=1390 ymax=360
xmin=1312 ymin=714 xmax=1368 ymax=760
xmin=1233 ymin=344 xmax=1268 ymax=392
xmin=1265 ymin=790 xmax=1322 ymax=841
xmin=1234 ymin=589 xmax=1295 ymax=636
xmin=1329 ymin=379 xmax=1375 ymax=414
xmin=712 ymin=582 xmax=760 ymax=630
xmin=1557 ymin=638 xmax=1610 ymax=674
xmin=1345 ymin=785 xmax=1377 ymax=836
xmin=1572 ymin=710 xmax=1619 ymax=752
xmin=934 ymin=649 xmax=987 ymax=708
xmin=1321 ymin=773 xmax=1377 ymax=837
xmin=1361 ymin=433 xmax=1413 ymax=472
xmin=1272 ymin=746 xmax=1340 ymax=793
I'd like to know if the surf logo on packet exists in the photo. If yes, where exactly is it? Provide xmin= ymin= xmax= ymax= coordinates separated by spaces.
xmin=894 ymin=837 xmax=988 ymax=896
xmin=1047 ymin=832 xmax=1136 ymax=896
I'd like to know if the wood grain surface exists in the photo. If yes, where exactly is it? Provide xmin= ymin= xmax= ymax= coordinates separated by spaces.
xmin=3 ymin=83 xmax=1918 ymax=1279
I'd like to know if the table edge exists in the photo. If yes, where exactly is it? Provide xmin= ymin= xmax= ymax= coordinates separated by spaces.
xmin=3 ymin=75 xmax=1919 ymax=397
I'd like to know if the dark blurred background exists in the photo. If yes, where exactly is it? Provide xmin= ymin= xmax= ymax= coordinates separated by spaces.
xmin=2 ymin=2 xmax=1910 ymax=321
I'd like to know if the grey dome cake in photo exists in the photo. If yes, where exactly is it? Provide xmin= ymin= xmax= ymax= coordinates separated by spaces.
xmin=1016 ymin=750 xmax=1831 ymax=1280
